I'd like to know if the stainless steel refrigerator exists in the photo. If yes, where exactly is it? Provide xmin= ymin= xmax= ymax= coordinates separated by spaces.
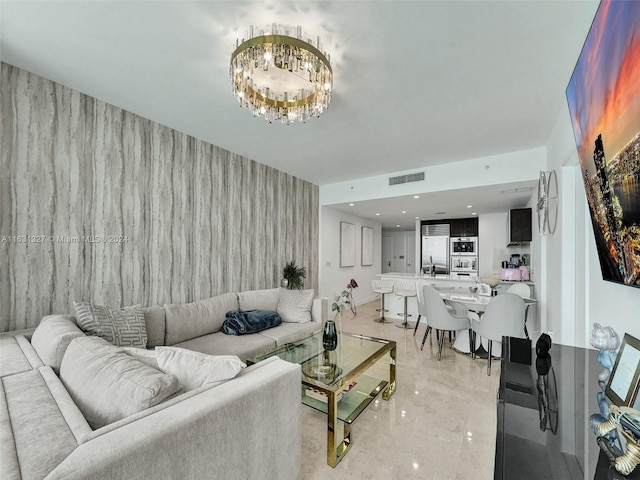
xmin=421 ymin=224 xmax=450 ymax=274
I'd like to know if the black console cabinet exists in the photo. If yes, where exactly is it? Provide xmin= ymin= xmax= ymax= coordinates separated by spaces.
xmin=495 ymin=338 xmax=640 ymax=480
xmin=508 ymin=208 xmax=532 ymax=244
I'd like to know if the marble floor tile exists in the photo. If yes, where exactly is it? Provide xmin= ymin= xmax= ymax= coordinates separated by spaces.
xmin=301 ymin=300 xmax=500 ymax=479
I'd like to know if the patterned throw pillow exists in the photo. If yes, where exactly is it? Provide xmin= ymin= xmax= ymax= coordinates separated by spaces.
xmin=74 ymin=301 xmax=147 ymax=348
xmin=277 ymin=288 xmax=314 ymax=323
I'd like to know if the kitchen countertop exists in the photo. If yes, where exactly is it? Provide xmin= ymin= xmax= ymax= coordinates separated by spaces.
xmin=377 ymin=272 xmax=535 ymax=285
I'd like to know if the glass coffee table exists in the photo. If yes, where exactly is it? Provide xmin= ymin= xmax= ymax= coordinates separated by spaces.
xmin=247 ymin=331 xmax=396 ymax=467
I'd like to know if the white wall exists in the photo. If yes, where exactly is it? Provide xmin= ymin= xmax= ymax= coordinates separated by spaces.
xmin=545 ymin=104 xmax=640 ymax=347
xmin=478 ymin=213 xmax=508 ymax=276
xmin=319 ymin=207 xmax=382 ymax=317
xmin=319 ymin=147 xmax=545 ymax=205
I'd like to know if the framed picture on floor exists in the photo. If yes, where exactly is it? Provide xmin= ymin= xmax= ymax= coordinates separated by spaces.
xmin=340 ymin=222 xmax=356 ymax=267
xmin=361 ymin=226 xmax=374 ymax=266
xmin=605 ymin=333 xmax=640 ymax=407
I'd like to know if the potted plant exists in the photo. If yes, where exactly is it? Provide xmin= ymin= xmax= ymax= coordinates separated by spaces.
xmin=282 ymin=260 xmax=306 ymax=290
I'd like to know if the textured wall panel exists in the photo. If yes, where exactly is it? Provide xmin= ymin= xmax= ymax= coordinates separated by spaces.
xmin=0 ymin=63 xmax=319 ymax=332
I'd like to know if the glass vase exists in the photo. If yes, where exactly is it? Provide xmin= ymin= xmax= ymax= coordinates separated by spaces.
xmin=322 ymin=319 xmax=337 ymax=351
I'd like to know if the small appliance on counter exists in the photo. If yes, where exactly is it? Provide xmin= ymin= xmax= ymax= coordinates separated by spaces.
xmin=500 ymin=253 xmax=529 ymax=281
xmin=500 ymin=268 xmax=522 ymax=281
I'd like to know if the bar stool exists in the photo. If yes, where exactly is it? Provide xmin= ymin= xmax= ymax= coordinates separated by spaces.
xmin=395 ymin=282 xmax=417 ymax=329
xmin=372 ymin=280 xmax=394 ymax=324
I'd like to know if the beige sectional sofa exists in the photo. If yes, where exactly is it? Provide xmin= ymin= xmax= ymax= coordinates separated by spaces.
xmin=0 ymin=288 xmax=328 ymax=480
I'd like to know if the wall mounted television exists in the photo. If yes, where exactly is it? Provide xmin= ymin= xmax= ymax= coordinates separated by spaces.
xmin=566 ymin=0 xmax=640 ymax=288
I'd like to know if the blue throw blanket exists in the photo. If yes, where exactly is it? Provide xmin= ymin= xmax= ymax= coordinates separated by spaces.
xmin=222 ymin=310 xmax=282 ymax=335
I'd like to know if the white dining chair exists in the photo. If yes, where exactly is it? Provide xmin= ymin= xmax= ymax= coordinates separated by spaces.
xmin=413 ymin=280 xmax=457 ymax=341
xmin=371 ymin=280 xmax=394 ymax=324
xmin=471 ymin=293 xmax=526 ymax=375
xmin=421 ymin=284 xmax=473 ymax=360
xmin=505 ymin=283 xmax=530 ymax=298
xmin=506 ymin=283 xmax=532 ymax=338
xmin=412 ymin=279 xmax=429 ymax=336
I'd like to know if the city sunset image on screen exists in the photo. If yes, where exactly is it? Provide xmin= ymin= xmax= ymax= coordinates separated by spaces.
xmin=566 ymin=0 xmax=640 ymax=287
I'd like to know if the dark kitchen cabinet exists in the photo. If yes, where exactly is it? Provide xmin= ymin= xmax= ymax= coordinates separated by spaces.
xmin=508 ymin=208 xmax=532 ymax=244
xmin=450 ymin=217 xmax=479 ymax=237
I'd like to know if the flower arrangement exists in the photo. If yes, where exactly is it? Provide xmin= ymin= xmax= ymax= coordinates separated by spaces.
xmin=331 ymin=290 xmax=350 ymax=319
xmin=331 ymin=279 xmax=359 ymax=319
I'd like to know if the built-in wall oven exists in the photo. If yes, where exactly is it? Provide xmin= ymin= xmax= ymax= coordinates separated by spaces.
xmin=450 ymin=256 xmax=478 ymax=275
xmin=450 ymin=236 xmax=478 ymax=275
xmin=451 ymin=237 xmax=478 ymax=255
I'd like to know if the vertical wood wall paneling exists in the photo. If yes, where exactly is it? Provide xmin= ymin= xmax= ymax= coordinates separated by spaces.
xmin=0 ymin=63 xmax=319 ymax=332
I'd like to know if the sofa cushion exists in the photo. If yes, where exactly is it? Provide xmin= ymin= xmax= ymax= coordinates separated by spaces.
xmin=156 ymin=347 xmax=245 ymax=391
xmin=0 ymin=335 xmax=43 ymax=378
xmin=238 ymin=288 xmax=279 ymax=312
xmin=222 ymin=310 xmax=282 ymax=335
xmin=143 ymin=306 xmax=166 ymax=348
xmin=0 ymin=382 xmax=20 ymax=480
xmin=164 ymin=292 xmax=238 ymax=345
xmin=30 ymin=315 xmax=85 ymax=373
xmin=277 ymin=288 xmax=314 ymax=323
xmin=258 ymin=322 xmax=319 ymax=347
xmin=173 ymin=331 xmax=276 ymax=363
xmin=1 ymin=368 xmax=80 ymax=479
xmin=59 ymin=336 xmax=181 ymax=429
xmin=74 ymin=301 xmax=147 ymax=347
xmin=123 ymin=346 xmax=160 ymax=369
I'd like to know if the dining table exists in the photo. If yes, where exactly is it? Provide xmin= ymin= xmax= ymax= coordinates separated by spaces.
xmin=437 ymin=289 xmax=536 ymax=356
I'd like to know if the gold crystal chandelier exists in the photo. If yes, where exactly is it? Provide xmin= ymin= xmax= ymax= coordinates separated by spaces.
xmin=230 ymin=24 xmax=333 ymax=124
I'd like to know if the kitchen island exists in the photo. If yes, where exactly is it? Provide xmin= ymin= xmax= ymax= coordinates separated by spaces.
xmin=376 ymin=272 xmax=535 ymax=321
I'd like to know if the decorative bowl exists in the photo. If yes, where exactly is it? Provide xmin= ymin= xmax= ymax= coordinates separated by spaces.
xmin=479 ymin=276 xmax=501 ymax=287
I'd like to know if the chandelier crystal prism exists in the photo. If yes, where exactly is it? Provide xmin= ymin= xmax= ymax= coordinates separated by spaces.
xmin=230 ymin=24 xmax=333 ymax=124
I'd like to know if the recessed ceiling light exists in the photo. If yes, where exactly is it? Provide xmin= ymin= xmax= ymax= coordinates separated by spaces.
xmin=472 ymin=212 xmax=477 ymax=215
xmin=375 ymin=213 xmax=380 ymax=216
xmin=348 ymin=203 xmax=354 ymax=206
xmin=414 ymin=195 xmax=420 ymax=199
xmin=396 ymin=225 xmax=400 ymax=228
xmin=401 ymin=210 xmax=407 ymax=214
xmin=467 ymin=205 xmax=472 ymax=208
xmin=415 ymin=216 xmax=419 ymax=219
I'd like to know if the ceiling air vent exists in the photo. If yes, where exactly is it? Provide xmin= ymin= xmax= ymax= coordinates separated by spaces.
xmin=389 ymin=171 xmax=425 ymax=186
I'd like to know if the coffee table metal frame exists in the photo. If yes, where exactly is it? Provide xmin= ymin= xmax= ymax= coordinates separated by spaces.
xmin=247 ymin=332 xmax=396 ymax=467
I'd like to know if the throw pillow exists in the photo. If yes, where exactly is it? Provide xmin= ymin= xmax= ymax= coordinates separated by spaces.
xmin=59 ymin=336 xmax=181 ymax=429
xmin=221 ymin=310 xmax=282 ymax=335
xmin=74 ymin=301 xmax=147 ymax=348
xmin=277 ymin=288 xmax=314 ymax=323
xmin=155 ymin=347 xmax=246 ymax=391
xmin=238 ymin=288 xmax=279 ymax=312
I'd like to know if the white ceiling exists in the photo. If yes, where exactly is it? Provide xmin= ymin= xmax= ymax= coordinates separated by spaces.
xmin=328 ymin=180 xmax=538 ymax=230
xmin=0 ymin=0 xmax=598 ymax=226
